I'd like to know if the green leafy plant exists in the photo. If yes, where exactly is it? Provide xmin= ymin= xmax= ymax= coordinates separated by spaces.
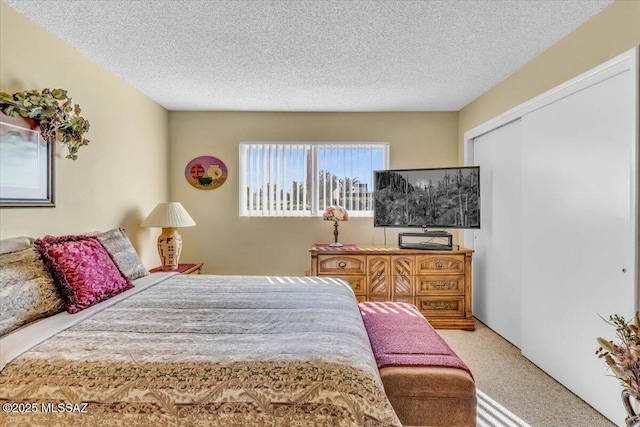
xmin=596 ymin=312 xmax=640 ymax=400
xmin=0 ymin=88 xmax=90 ymax=160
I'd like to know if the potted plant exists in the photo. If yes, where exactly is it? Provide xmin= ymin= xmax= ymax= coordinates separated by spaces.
xmin=596 ymin=312 xmax=640 ymax=427
xmin=0 ymin=88 xmax=90 ymax=160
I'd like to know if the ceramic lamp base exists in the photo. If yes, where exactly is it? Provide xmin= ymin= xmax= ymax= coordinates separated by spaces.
xmin=329 ymin=242 xmax=344 ymax=247
xmin=157 ymin=227 xmax=183 ymax=271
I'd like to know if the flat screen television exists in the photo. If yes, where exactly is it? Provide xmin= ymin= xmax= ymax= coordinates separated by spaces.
xmin=373 ymin=166 xmax=480 ymax=229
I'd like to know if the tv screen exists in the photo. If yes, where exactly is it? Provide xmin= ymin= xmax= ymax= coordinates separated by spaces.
xmin=374 ymin=166 xmax=480 ymax=229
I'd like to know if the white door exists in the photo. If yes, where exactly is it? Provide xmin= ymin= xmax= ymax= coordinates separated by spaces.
xmin=520 ymin=67 xmax=637 ymax=424
xmin=472 ymin=120 xmax=523 ymax=347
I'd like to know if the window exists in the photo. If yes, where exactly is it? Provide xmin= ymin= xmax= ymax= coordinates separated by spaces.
xmin=240 ymin=142 xmax=389 ymax=217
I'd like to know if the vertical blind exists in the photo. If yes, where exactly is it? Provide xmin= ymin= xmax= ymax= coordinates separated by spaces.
xmin=240 ymin=142 xmax=389 ymax=217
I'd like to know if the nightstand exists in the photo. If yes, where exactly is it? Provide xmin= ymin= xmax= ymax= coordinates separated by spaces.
xmin=149 ymin=263 xmax=203 ymax=275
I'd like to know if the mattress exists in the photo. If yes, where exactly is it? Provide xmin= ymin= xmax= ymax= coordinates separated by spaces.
xmin=0 ymin=274 xmax=401 ymax=427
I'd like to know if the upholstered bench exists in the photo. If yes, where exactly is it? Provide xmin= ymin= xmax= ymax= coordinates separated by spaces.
xmin=359 ymin=302 xmax=477 ymax=427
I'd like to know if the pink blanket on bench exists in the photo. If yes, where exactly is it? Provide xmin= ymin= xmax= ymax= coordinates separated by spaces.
xmin=359 ymin=302 xmax=473 ymax=378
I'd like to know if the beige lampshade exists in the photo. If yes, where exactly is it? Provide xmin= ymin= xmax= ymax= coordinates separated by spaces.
xmin=141 ymin=202 xmax=196 ymax=228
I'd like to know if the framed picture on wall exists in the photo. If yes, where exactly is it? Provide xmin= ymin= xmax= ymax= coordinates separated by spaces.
xmin=185 ymin=155 xmax=228 ymax=190
xmin=0 ymin=115 xmax=54 ymax=207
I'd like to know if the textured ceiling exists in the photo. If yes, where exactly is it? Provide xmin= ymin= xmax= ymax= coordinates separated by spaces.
xmin=4 ymin=0 xmax=613 ymax=111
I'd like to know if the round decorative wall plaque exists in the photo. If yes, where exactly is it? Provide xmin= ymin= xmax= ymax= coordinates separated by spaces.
xmin=185 ymin=156 xmax=228 ymax=190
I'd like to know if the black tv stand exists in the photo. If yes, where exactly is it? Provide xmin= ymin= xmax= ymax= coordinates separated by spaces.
xmin=398 ymin=231 xmax=453 ymax=251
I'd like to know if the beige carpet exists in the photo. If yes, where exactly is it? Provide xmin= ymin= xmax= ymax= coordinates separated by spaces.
xmin=477 ymin=388 xmax=531 ymax=427
xmin=476 ymin=388 xmax=531 ymax=427
xmin=438 ymin=320 xmax=616 ymax=427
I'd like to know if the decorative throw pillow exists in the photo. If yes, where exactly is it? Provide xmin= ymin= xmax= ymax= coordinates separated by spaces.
xmin=96 ymin=228 xmax=149 ymax=281
xmin=0 ymin=247 xmax=65 ymax=336
xmin=34 ymin=235 xmax=134 ymax=314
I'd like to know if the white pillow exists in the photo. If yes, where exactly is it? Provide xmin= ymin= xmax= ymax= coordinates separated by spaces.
xmin=0 ymin=236 xmax=35 ymax=255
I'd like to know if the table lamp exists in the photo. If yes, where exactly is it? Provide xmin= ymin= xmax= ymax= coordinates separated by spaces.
xmin=323 ymin=206 xmax=349 ymax=247
xmin=141 ymin=202 xmax=196 ymax=270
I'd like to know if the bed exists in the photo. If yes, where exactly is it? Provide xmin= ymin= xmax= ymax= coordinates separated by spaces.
xmin=0 ymin=231 xmax=476 ymax=426
xmin=0 ymin=269 xmax=402 ymax=426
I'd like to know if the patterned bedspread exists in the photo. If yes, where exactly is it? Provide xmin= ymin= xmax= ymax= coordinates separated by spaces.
xmin=0 ymin=275 xmax=401 ymax=427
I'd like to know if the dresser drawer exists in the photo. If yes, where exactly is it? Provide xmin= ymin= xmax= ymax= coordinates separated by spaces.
xmin=416 ymin=275 xmax=464 ymax=295
xmin=317 ymin=255 xmax=366 ymax=275
xmin=416 ymin=296 xmax=465 ymax=318
xmin=416 ymin=255 xmax=465 ymax=274
xmin=392 ymin=275 xmax=413 ymax=296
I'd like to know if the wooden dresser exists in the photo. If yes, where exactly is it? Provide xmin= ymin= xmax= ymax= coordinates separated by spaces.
xmin=309 ymin=246 xmax=474 ymax=330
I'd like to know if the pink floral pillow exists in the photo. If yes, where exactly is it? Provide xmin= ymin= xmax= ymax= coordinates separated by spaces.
xmin=35 ymin=235 xmax=133 ymax=314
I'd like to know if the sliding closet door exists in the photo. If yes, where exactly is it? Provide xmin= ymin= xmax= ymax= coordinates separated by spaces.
xmin=520 ymin=67 xmax=637 ymax=423
xmin=472 ymin=120 xmax=522 ymax=347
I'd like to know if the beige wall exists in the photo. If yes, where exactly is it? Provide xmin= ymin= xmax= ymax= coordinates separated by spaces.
xmin=169 ymin=112 xmax=459 ymax=275
xmin=169 ymin=1 xmax=640 ymax=277
xmin=0 ymin=2 xmax=169 ymax=266
xmin=459 ymin=0 xmax=640 ymax=303
xmin=459 ymin=0 xmax=640 ymax=146
xmin=5 ymin=0 xmax=637 ymax=277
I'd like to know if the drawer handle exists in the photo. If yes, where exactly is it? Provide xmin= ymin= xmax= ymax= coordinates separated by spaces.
xmin=424 ymin=301 xmax=455 ymax=310
xmin=436 ymin=261 xmax=445 ymax=269
xmin=338 ymin=261 xmax=347 ymax=269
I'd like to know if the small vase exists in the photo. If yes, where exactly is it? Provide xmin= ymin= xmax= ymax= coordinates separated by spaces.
xmin=622 ymin=390 xmax=640 ymax=427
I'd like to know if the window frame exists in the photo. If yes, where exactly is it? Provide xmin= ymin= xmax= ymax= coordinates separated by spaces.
xmin=239 ymin=142 xmax=389 ymax=217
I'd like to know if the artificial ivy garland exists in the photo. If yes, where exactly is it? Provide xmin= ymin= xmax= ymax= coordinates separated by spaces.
xmin=0 ymin=88 xmax=90 ymax=160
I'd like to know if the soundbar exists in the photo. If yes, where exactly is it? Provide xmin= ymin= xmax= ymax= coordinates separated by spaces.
xmin=398 ymin=231 xmax=453 ymax=251
xmin=399 ymin=242 xmax=453 ymax=251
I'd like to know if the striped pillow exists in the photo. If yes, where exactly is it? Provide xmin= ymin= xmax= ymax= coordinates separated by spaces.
xmin=0 ymin=247 xmax=64 ymax=335
xmin=97 ymin=228 xmax=148 ymax=281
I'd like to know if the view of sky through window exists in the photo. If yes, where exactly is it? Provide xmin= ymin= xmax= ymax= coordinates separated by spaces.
xmin=240 ymin=142 xmax=388 ymax=216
